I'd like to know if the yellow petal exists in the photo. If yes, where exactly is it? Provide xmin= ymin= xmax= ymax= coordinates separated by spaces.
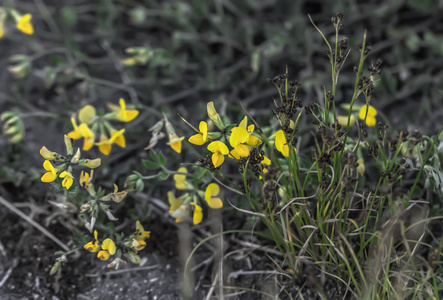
xmin=190 ymin=203 xmax=203 ymax=225
xmin=207 ymin=197 xmax=223 ymax=209
xmin=230 ymin=127 xmax=248 ymax=147
xmin=206 ymin=183 xmax=220 ymax=199
xmin=97 ymin=250 xmax=110 ymax=261
xmin=366 ymin=116 xmax=376 ymax=127
xmin=41 ymin=172 xmax=57 ymax=182
xmin=199 ymin=121 xmax=208 ymax=141
xmin=102 ymin=238 xmax=116 ymax=255
xmin=212 ymin=152 xmax=224 ymax=167
xmin=275 ymin=130 xmax=288 ymax=157
xmin=78 ymin=105 xmax=96 ymax=123
xmin=247 ymin=135 xmax=262 ymax=146
xmin=40 ymin=146 xmax=56 ymax=160
xmin=189 ymin=133 xmax=205 ymax=145
xmin=358 ymin=105 xmax=377 ymax=120
xmin=239 ymin=116 xmax=248 ymax=129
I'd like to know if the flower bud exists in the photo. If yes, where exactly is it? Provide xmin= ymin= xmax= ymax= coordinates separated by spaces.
xmin=79 ymin=158 xmax=101 ymax=169
xmin=64 ymin=135 xmax=73 ymax=156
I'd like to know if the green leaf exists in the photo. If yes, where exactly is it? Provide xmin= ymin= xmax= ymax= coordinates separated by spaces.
xmin=143 ymin=159 xmax=159 ymax=170
xmin=157 ymin=152 xmax=167 ymax=166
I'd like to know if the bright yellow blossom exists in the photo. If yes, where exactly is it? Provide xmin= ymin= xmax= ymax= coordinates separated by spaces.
xmin=67 ymin=117 xmax=95 ymax=151
xmin=98 ymin=238 xmax=116 ymax=261
xmin=190 ymin=203 xmax=203 ymax=225
xmin=229 ymin=127 xmax=250 ymax=159
xmin=95 ymin=129 xmax=126 ymax=155
xmin=108 ymin=98 xmax=139 ymax=122
xmin=188 ymin=121 xmax=208 ymax=145
xmin=41 ymin=160 xmax=57 ymax=182
xmin=59 ymin=171 xmax=74 ymax=189
xmin=238 ymin=117 xmax=262 ymax=146
xmin=207 ymin=141 xmax=229 ymax=168
xmin=84 ymin=230 xmax=100 ymax=253
xmin=167 ymin=133 xmax=185 ymax=153
xmin=205 ymin=183 xmax=223 ymax=209
xmin=359 ymin=105 xmax=377 ymax=127
xmin=16 ymin=14 xmax=33 ymax=35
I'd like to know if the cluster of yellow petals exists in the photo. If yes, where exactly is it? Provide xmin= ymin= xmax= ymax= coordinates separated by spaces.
xmin=40 ymin=160 xmax=75 ymax=189
xmin=188 ymin=121 xmax=208 ymax=145
xmin=84 ymin=230 xmax=116 ymax=261
xmin=207 ymin=141 xmax=229 ymax=168
xmin=95 ymin=129 xmax=126 ymax=155
xmin=108 ymin=98 xmax=139 ymax=122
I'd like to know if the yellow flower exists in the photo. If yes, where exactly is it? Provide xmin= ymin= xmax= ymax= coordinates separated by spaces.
xmin=67 ymin=117 xmax=95 ymax=151
xmin=167 ymin=133 xmax=185 ymax=153
xmin=188 ymin=121 xmax=208 ymax=145
xmin=165 ymin=117 xmax=184 ymax=153
xmin=275 ymin=130 xmax=296 ymax=157
xmin=84 ymin=230 xmax=100 ymax=253
xmin=16 ymin=14 xmax=33 ymax=35
xmin=173 ymin=167 xmax=191 ymax=190
xmin=358 ymin=105 xmax=377 ymax=127
xmin=190 ymin=203 xmax=203 ymax=225
xmin=97 ymin=238 xmax=116 ymax=261
xmin=111 ymin=184 xmax=127 ymax=202
xmin=205 ymin=183 xmax=223 ymax=209
xmin=168 ymin=191 xmax=189 ymax=223
xmin=238 ymin=117 xmax=262 ymax=146
xmin=41 ymin=160 xmax=57 ymax=182
xmin=337 ymin=115 xmax=356 ymax=127
xmin=95 ymin=129 xmax=126 ymax=155
xmin=59 ymin=171 xmax=74 ymax=189
xmin=229 ymin=126 xmax=250 ymax=159
xmin=207 ymin=141 xmax=229 ymax=168
xmin=40 ymin=146 xmax=56 ymax=160
xmin=108 ymin=98 xmax=139 ymax=122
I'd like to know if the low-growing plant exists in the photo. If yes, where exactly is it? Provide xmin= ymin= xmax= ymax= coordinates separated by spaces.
xmin=140 ymin=12 xmax=443 ymax=298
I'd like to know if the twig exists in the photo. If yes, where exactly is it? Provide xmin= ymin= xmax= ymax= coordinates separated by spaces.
xmin=0 ymin=196 xmax=70 ymax=252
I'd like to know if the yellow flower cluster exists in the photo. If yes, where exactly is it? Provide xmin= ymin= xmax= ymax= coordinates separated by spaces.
xmin=40 ymin=136 xmax=101 ymax=190
xmin=168 ymin=167 xmax=223 ymax=225
xmin=84 ymin=230 xmax=116 ymax=261
xmin=84 ymin=221 xmax=150 ymax=268
xmin=68 ymin=98 xmax=138 ymax=155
